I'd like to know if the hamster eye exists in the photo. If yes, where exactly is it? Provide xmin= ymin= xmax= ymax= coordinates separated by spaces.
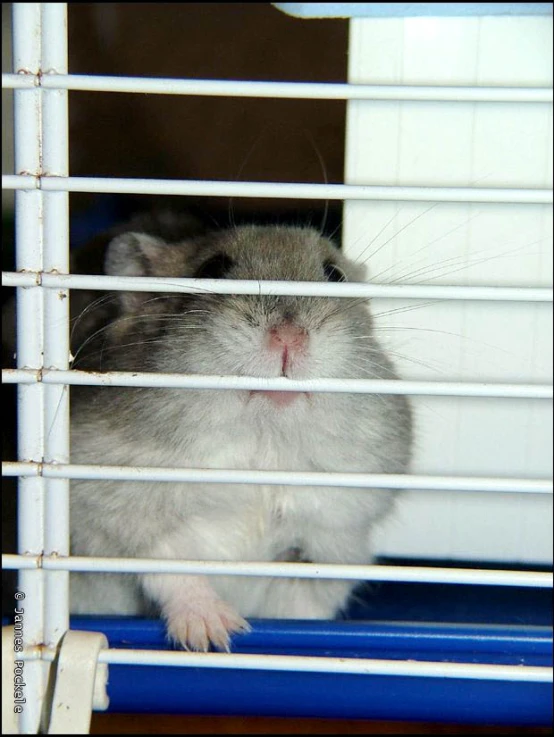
xmin=323 ymin=260 xmax=347 ymax=283
xmin=195 ymin=253 xmax=234 ymax=279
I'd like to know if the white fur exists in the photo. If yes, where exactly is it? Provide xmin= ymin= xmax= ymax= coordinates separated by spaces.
xmin=70 ymin=224 xmax=412 ymax=650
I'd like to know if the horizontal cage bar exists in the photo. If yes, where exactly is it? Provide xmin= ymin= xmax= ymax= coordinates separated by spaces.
xmin=16 ymin=644 xmax=553 ymax=682
xmin=3 ymin=174 xmax=553 ymax=204
xmin=3 ymin=461 xmax=552 ymax=494
xmin=3 ymin=553 xmax=552 ymax=588
xmin=3 ymin=369 xmax=553 ymax=399
xmin=2 ymin=271 xmax=553 ymax=302
xmin=3 ymin=72 xmax=553 ymax=103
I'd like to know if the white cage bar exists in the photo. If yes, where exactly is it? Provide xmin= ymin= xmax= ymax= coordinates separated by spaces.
xmin=8 ymin=4 xmax=71 ymax=732
xmin=3 ymin=172 xmax=553 ymax=203
xmin=3 ymin=269 xmax=553 ymax=301
xmin=2 ymin=2 xmax=553 ymax=728
xmin=11 ymin=4 xmax=47 ymax=733
xmin=3 ymin=368 xmax=553 ymax=399
xmin=2 ymin=70 xmax=553 ymax=102
xmin=39 ymin=1 xmax=70 ymax=654
xmin=3 ymin=461 xmax=552 ymax=494
xmin=16 ymin=645 xmax=552 ymax=683
xmin=3 ymin=553 xmax=553 ymax=589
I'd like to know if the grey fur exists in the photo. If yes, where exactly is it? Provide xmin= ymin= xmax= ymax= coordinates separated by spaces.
xmin=70 ymin=220 xmax=413 ymax=651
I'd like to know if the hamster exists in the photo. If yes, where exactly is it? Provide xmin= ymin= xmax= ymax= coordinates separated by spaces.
xmin=69 ymin=216 xmax=413 ymax=651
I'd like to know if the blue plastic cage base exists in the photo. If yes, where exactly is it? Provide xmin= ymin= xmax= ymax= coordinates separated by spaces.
xmin=72 ymin=577 xmax=552 ymax=725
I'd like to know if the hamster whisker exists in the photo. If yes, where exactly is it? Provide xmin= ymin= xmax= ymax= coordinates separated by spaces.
xmin=371 ymin=325 xmax=520 ymax=358
xmin=228 ymin=128 xmax=270 ymax=230
xmin=371 ymin=301 xmax=445 ymax=320
xmin=357 ymin=203 xmax=440 ymax=267
xmin=354 ymin=349 xmax=446 ymax=375
xmin=373 ymin=250 xmax=476 ymax=285
xmin=323 ymin=298 xmax=441 ymax=325
xmin=322 ymin=297 xmax=372 ymax=319
xmin=368 ymin=210 xmax=483 ymax=283
xmin=390 ymin=236 xmax=549 ymax=285
xmin=70 ymin=293 xmax=119 ymax=336
xmin=302 ymin=128 xmax=329 ymax=237
xmin=346 ymin=206 xmax=403 ymax=264
xmin=73 ymin=336 xmax=205 ymax=368
xmin=340 ymin=352 xmax=403 ymax=374
xmin=72 ymin=321 xmax=120 ymax=364
xmin=367 ymin=223 xmax=547 ymax=286
xmin=72 ymin=314 xmax=207 ymax=364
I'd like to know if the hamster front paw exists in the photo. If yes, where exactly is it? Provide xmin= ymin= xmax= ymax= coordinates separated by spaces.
xmin=142 ymin=572 xmax=250 ymax=652
xmin=165 ymin=595 xmax=250 ymax=652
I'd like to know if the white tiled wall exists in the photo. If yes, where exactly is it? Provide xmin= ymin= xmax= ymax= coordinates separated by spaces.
xmin=344 ymin=15 xmax=553 ymax=562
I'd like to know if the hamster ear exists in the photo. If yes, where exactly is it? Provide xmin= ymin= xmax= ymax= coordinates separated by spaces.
xmin=104 ymin=232 xmax=172 ymax=313
xmin=104 ymin=232 xmax=168 ymax=278
xmin=341 ymin=256 xmax=368 ymax=283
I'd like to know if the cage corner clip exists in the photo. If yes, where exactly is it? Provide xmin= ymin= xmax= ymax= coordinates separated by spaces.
xmin=46 ymin=629 xmax=109 ymax=735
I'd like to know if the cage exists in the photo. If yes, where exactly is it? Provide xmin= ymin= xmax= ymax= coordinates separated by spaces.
xmin=1 ymin=3 xmax=552 ymax=734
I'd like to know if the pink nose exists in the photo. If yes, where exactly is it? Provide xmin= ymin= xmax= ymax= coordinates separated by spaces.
xmin=268 ymin=323 xmax=308 ymax=352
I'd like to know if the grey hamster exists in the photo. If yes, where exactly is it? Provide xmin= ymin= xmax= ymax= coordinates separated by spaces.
xmin=69 ymin=216 xmax=413 ymax=651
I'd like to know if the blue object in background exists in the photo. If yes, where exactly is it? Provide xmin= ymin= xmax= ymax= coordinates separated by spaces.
xmin=69 ymin=196 xmax=132 ymax=249
xmin=273 ymin=3 xmax=553 ymax=19
xmin=71 ymin=578 xmax=552 ymax=724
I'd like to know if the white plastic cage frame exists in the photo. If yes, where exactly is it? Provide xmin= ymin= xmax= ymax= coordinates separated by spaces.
xmin=1 ymin=2 xmax=553 ymax=734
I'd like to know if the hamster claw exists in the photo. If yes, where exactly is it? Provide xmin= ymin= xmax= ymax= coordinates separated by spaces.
xmin=166 ymin=598 xmax=250 ymax=652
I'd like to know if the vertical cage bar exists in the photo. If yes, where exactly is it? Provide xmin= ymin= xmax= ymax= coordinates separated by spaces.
xmin=40 ymin=2 xmax=70 ymax=650
xmin=13 ymin=4 xmax=47 ymax=732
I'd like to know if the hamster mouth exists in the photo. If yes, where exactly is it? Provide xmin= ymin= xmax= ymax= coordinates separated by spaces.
xmin=248 ymin=390 xmax=309 ymax=407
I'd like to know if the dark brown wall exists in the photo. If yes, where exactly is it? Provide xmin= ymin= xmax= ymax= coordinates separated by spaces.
xmin=90 ymin=713 xmax=552 ymax=735
xmin=68 ymin=3 xmax=348 ymax=219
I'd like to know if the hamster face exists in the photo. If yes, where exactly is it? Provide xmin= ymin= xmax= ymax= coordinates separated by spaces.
xmin=97 ymin=225 xmax=393 ymax=409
